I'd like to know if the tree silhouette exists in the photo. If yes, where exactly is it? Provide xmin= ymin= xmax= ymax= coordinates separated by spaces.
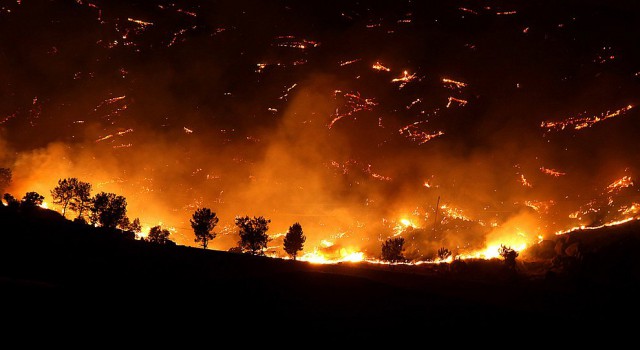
xmin=68 ymin=180 xmax=92 ymax=220
xmin=235 ymin=215 xmax=270 ymax=255
xmin=190 ymin=208 xmax=219 ymax=249
xmin=129 ymin=217 xmax=142 ymax=234
xmin=498 ymin=245 xmax=519 ymax=271
xmin=51 ymin=178 xmax=92 ymax=218
xmin=381 ymin=237 xmax=405 ymax=262
xmin=3 ymin=193 xmax=19 ymax=210
xmin=0 ymin=168 xmax=11 ymax=193
xmin=90 ymin=192 xmax=127 ymax=229
xmin=437 ymin=247 xmax=452 ymax=261
xmin=283 ymin=222 xmax=305 ymax=260
xmin=147 ymin=225 xmax=172 ymax=244
xmin=21 ymin=192 xmax=44 ymax=209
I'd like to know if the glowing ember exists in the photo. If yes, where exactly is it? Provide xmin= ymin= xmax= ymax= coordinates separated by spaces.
xmin=391 ymin=70 xmax=416 ymax=89
xmin=541 ymin=104 xmax=634 ymax=131
xmin=540 ymin=167 xmax=566 ymax=177
xmin=606 ymin=176 xmax=633 ymax=193
xmin=519 ymin=174 xmax=533 ymax=187
xmin=399 ymin=122 xmax=444 ymax=144
xmin=446 ymin=97 xmax=468 ymax=108
xmin=339 ymin=58 xmax=361 ymax=66
xmin=372 ymin=61 xmax=391 ymax=72
xmin=440 ymin=204 xmax=472 ymax=221
xmin=442 ymin=78 xmax=468 ymax=89
xmin=329 ymin=91 xmax=378 ymax=129
xmin=555 ymin=217 xmax=639 ymax=235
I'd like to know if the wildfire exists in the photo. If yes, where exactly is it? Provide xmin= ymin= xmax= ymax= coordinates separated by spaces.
xmin=440 ymin=204 xmax=472 ymax=221
xmin=339 ymin=58 xmax=361 ymax=66
xmin=442 ymin=78 xmax=468 ymax=89
xmin=299 ymin=246 xmax=365 ymax=264
xmin=391 ymin=70 xmax=416 ymax=89
xmin=540 ymin=167 xmax=566 ymax=177
xmin=372 ymin=61 xmax=391 ymax=72
xmin=399 ymin=122 xmax=444 ymax=144
xmin=460 ymin=242 xmax=527 ymax=260
xmin=555 ymin=217 xmax=639 ymax=236
xmin=541 ymin=104 xmax=634 ymax=131
xmin=519 ymin=174 xmax=533 ymax=187
xmin=606 ymin=176 xmax=633 ymax=193
xmin=127 ymin=18 xmax=153 ymax=27
xmin=524 ymin=200 xmax=555 ymax=213
xmin=329 ymin=91 xmax=378 ymax=129
xmin=446 ymin=97 xmax=468 ymax=108
xmin=621 ymin=203 xmax=640 ymax=216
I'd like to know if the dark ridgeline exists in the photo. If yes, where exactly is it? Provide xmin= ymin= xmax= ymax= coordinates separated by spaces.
xmin=2 ymin=203 xmax=640 ymax=334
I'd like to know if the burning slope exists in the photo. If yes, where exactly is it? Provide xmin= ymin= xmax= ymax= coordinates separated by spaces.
xmin=1 ymin=0 xmax=640 ymax=262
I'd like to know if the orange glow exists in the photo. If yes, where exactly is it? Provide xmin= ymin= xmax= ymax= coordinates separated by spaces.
xmin=372 ymin=61 xmax=391 ymax=72
xmin=391 ymin=70 xmax=417 ymax=89
xmin=555 ymin=217 xmax=638 ymax=236
xmin=540 ymin=167 xmax=566 ymax=177
xmin=442 ymin=78 xmax=468 ymax=89
xmin=606 ymin=176 xmax=633 ymax=193
xmin=519 ymin=174 xmax=533 ymax=187
xmin=446 ymin=97 xmax=468 ymax=108
xmin=541 ymin=104 xmax=634 ymax=131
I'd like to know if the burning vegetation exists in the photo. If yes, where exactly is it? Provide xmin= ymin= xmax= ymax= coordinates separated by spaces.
xmin=1 ymin=0 xmax=640 ymax=265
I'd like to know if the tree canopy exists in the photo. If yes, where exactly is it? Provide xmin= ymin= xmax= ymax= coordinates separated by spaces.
xmin=381 ymin=237 xmax=405 ymax=262
xmin=90 ymin=192 xmax=127 ymax=229
xmin=50 ymin=178 xmax=92 ymax=218
xmin=235 ymin=215 xmax=270 ymax=255
xmin=21 ymin=192 xmax=44 ymax=209
xmin=190 ymin=207 xmax=219 ymax=249
xmin=147 ymin=225 xmax=172 ymax=245
xmin=283 ymin=222 xmax=305 ymax=260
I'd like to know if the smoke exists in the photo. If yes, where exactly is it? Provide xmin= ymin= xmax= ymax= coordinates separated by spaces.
xmin=1 ymin=0 xmax=639 ymax=260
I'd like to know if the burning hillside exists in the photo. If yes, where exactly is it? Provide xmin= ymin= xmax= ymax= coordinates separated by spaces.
xmin=1 ymin=0 xmax=639 ymax=262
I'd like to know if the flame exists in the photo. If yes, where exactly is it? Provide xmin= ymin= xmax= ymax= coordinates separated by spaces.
xmin=606 ymin=176 xmax=633 ymax=193
xmin=299 ymin=246 xmax=364 ymax=264
xmin=442 ymin=78 xmax=468 ymax=89
xmin=446 ymin=97 xmax=468 ymax=108
xmin=400 ymin=218 xmax=415 ymax=227
xmin=372 ymin=61 xmax=391 ymax=72
xmin=555 ymin=217 xmax=638 ymax=235
xmin=461 ymin=241 xmax=527 ymax=260
xmin=541 ymin=104 xmax=634 ymax=131
xmin=540 ymin=167 xmax=566 ymax=177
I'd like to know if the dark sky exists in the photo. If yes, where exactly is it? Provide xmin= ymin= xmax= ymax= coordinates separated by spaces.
xmin=1 ymin=0 xmax=639 ymax=259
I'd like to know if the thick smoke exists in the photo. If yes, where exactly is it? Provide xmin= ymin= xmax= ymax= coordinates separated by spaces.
xmin=1 ymin=0 xmax=639 ymax=260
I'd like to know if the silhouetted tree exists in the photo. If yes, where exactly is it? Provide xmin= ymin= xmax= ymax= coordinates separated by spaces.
xmin=68 ymin=180 xmax=92 ymax=220
xmin=117 ymin=216 xmax=131 ymax=231
xmin=50 ymin=178 xmax=92 ymax=218
xmin=190 ymin=208 xmax=219 ymax=249
xmin=3 ymin=193 xmax=19 ymax=210
xmin=129 ymin=217 xmax=142 ymax=234
xmin=498 ymin=245 xmax=519 ymax=271
xmin=437 ymin=247 xmax=452 ymax=261
xmin=51 ymin=178 xmax=76 ymax=217
xmin=283 ymin=222 xmax=305 ymax=260
xmin=0 ymin=168 xmax=11 ymax=193
xmin=235 ymin=215 xmax=270 ymax=255
xmin=147 ymin=225 xmax=172 ymax=245
xmin=381 ymin=237 xmax=405 ymax=262
xmin=21 ymin=192 xmax=44 ymax=209
xmin=90 ymin=192 xmax=127 ymax=229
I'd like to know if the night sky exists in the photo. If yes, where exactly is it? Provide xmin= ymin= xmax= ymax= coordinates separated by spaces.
xmin=1 ymin=0 xmax=639 ymax=260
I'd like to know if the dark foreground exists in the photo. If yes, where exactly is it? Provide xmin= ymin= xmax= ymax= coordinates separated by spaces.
xmin=2 ymin=207 xmax=640 ymax=335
